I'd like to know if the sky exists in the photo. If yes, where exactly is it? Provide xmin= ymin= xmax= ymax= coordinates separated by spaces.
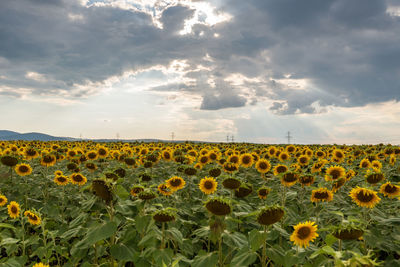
xmin=1 ymin=0 xmax=400 ymax=144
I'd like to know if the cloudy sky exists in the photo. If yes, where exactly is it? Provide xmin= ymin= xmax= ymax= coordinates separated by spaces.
xmin=1 ymin=0 xmax=400 ymax=144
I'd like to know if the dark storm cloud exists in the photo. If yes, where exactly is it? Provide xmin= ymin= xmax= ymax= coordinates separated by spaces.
xmin=1 ymin=0 xmax=399 ymax=113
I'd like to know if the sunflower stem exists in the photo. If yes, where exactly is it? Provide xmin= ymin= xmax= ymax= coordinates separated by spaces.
xmin=109 ymin=201 xmax=115 ymax=267
xmin=161 ymin=222 xmax=166 ymax=249
xmin=262 ymin=225 xmax=268 ymax=267
xmin=218 ymin=235 xmax=223 ymax=267
xmin=338 ymin=239 xmax=342 ymax=251
xmin=20 ymin=214 xmax=25 ymax=257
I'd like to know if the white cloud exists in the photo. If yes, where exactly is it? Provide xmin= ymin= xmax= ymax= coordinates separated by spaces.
xmin=25 ymin=72 xmax=47 ymax=82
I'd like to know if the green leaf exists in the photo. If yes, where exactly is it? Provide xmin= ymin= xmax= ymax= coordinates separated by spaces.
xmin=223 ymin=232 xmax=248 ymax=248
xmin=325 ymin=234 xmax=338 ymax=247
xmin=135 ymin=215 xmax=152 ymax=233
xmin=110 ymin=244 xmax=136 ymax=261
xmin=191 ymin=252 xmax=218 ymax=267
xmin=230 ymin=247 xmax=257 ymax=266
xmin=167 ymin=228 xmax=183 ymax=244
xmin=0 ymin=238 xmax=19 ymax=246
xmin=248 ymin=229 xmax=267 ymax=252
xmin=0 ymin=223 xmax=16 ymax=231
xmin=115 ymin=185 xmax=130 ymax=200
xmin=75 ymin=221 xmax=118 ymax=249
xmin=60 ymin=226 xmax=84 ymax=241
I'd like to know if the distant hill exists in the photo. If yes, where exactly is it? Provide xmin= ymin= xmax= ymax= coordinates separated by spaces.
xmin=0 ymin=131 xmax=77 ymax=141
xmin=0 ymin=130 xmax=20 ymax=138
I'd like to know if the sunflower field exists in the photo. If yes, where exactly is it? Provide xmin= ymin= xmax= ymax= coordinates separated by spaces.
xmin=0 ymin=141 xmax=399 ymax=267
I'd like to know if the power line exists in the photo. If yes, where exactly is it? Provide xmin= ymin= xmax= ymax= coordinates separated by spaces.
xmin=286 ymin=131 xmax=292 ymax=144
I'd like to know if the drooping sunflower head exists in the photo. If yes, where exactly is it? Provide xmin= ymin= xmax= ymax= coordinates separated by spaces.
xmin=311 ymin=188 xmax=333 ymax=203
xmin=290 ymin=221 xmax=319 ymax=248
xmin=153 ymin=208 xmax=177 ymax=223
xmin=7 ymin=201 xmax=20 ymax=219
xmin=205 ymin=197 xmax=232 ymax=216
xmin=222 ymin=177 xmax=241 ymax=190
xmin=14 ymin=163 xmax=32 ymax=176
xmin=184 ymin=167 xmax=197 ymax=176
xmin=332 ymin=225 xmax=364 ymax=240
xmin=199 ymin=177 xmax=218 ymax=195
xmin=158 ymin=183 xmax=173 ymax=196
xmin=138 ymin=190 xmax=157 ymax=201
xmin=0 ymin=194 xmax=8 ymax=207
xmin=273 ymin=164 xmax=288 ymax=176
xmin=299 ymin=175 xmax=315 ymax=187
xmin=24 ymin=210 xmax=41 ymax=225
xmin=365 ymin=169 xmax=385 ymax=185
xmin=257 ymin=187 xmax=271 ymax=199
xmin=257 ymin=206 xmax=285 ymax=225
xmin=70 ymin=173 xmax=87 ymax=186
xmin=281 ymin=172 xmax=299 ymax=187
xmin=54 ymin=175 xmax=69 ymax=186
xmin=349 ymin=187 xmax=381 ymax=208
xmin=325 ymin=165 xmax=345 ymax=181
xmin=1 ymin=155 xmax=18 ymax=167
xmin=379 ymin=182 xmax=400 ymax=198
xmin=208 ymin=167 xmax=222 ymax=178
xmin=255 ymin=159 xmax=271 ymax=174
xmin=91 ymin=179 xmax=113 ymax=204
xmin=234 ymin=183 xmax=253 ymax=198
xmin=165 ymin=176 xmax=186 ymax=191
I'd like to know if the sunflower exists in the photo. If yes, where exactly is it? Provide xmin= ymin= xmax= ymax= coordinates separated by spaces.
xmin=54 ymin=170 xmax=63 ymax=176
xmin=255 ymin=159 xmax=271 ymax=174
xmin=315 ymin=150 xmax=326 ymax=159
xmin=222 ymin=177 xmax=241 ymax=190
xmin=345 ymin=170 xmax=356 ymax=181
xmin=0 ymin=194 xmax=8 ymax=206
xmin=33 ymin=263 xmax=50 ymax=267
xmin=223 ymin=162 xmax=239 ymax=173
xmin=281 ymin=172 xmax=299 ymax=187
xmin=332 ymin=227 xmax=364 ymax=240
xmin=86 ymin=150 xmax=98 ymax=161
xmin=228 ymin=155 xmax=240 ymax=164
xmin=311 ymin=188 xmax=333 ymax=203
xmin=349 ymin=187 xmax=381 ymax=208
xmin=278 ymin=151 xmax=290 ymax=162
xmin=97 ymin=146 xmax=109 ymax=158
xmin=24 ymin=210 xmax=41 ymax=225
xmin=257 ymin=187 xmax=271 ymax=199
xmin=332 ymin=149 xmax=345 ymax=162
xmin=370 ymin=160 xmax=382 ymax=170
xmin=359 ymin=158 xmax=371 ymax=169
xmin=239 ymin=153 xmax=254 ymax=168
xmin=85 ymin=162 xmax=98 ymax=172
xmin=70 ymin=173 xmax=87 ymax=186
xmin=290 ymin=221 xmax=319 ymax=248
xmin=379 ymin=182 xmax=400 ymax=198
xmin=40 ymin=154 xmax=57 ymax=167
xmin=235 ymin=183 xmax=253 ymax=198
xmin=7 ymin=201 xmax=20 ymax=219
xmin=199 ymin=177 xmax=218 ymax=194
xmin=1 ymin=155 xmax=18 ymax=167
xmin=158 ymin=183 xmax=173 ymax=196
xmin=14 ymin=163 xmax=32 ymax=176
xmin=153 ymin=208 xmax=176 ymax=223
xmin=297 ymin=155 xmax=310 ymax=167
xmin=130 ymin=185 xmax=144 ymax=197
xmin=205 ymin=197 xmax=231 ymax=216
xmin=365 ymin=169 xmax=384 ymax=185
xmin=332 ymin=178 xmax=346 ymax=193
xmin=165 ymin=176 xmax=186 ymax=191
xmin=209 ymin=168 xmax=222 ymax=178
xmin=257 ymin=206 xmax=285 ymax=225
xmin=325 ymin=165 xmax=345 ymax=181
xmin=198 ymin=155 xmax=210 ymax=166
xmin=299 ymin=175 xmax=315 ymax=187
xmin=92 ymin=179 xmax=113 ymax=203
xmin=273 ymin=164 xmax=288 ymax=176
xmin=54 ymin=175 xmax=69 ymax=186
